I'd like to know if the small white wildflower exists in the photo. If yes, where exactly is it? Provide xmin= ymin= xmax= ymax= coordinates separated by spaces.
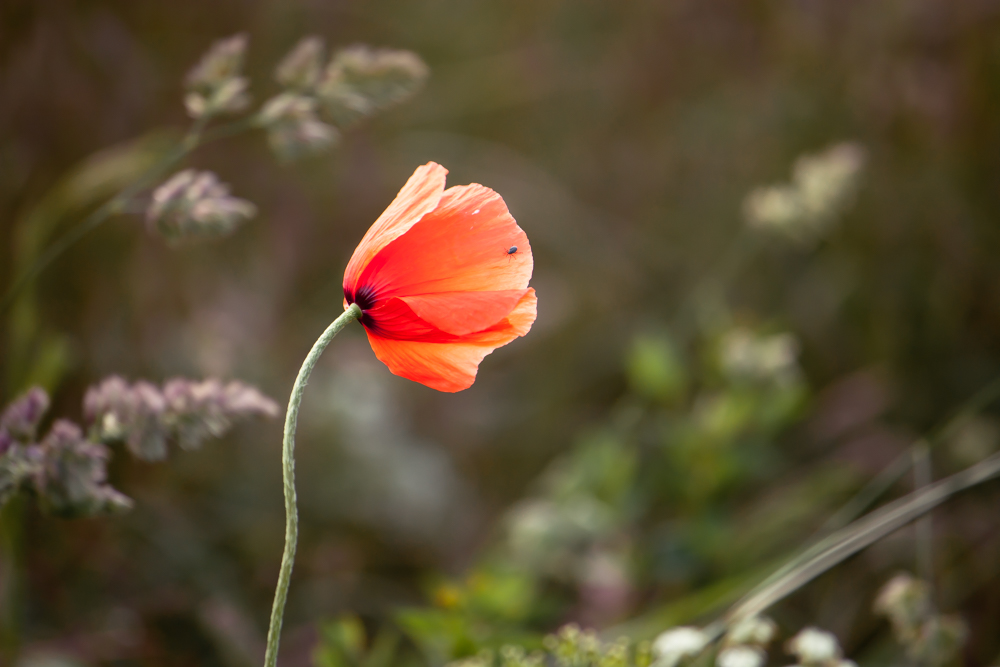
xmin=743 ymin=142 xmax=866 ymax=244
xmin=786 ymin=627 xmax=841 ymax=665
xmin=652 ymin=627 xmax=708 ymax=667
xmin=743 ymin=185 xmax=803 ymax=234
xmin=716 ymin=646 xmax=765 ymax=667
xmin=720 ymin=328 xmax=800 ymax=384
xmin=726 ymin=616 xmax=777 ymax=647
xmin=793 ymin=143 xmax=866 ymax=222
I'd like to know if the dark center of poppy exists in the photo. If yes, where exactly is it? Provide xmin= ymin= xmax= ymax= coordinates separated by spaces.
xmin=346 ymin=285 xmax=381 ymax=330
xmin=351 ymin=284 xmax=378 ymax=311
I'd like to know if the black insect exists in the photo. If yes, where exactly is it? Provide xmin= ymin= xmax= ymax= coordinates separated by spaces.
xmin=505 ymin=245 xmax=518 ymax=262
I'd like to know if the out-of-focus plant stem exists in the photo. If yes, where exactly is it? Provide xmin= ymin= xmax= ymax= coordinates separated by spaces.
xmin=264 ymin=303 xmax=362 ymax=667
xmin=710 ymin=446 xmax=1000 ymax=635
xmin=0 ymin=498 xmax=25 ymax=663
xmin=913 ymin=442 xmax=934 ymax=587
xmin=819 ymin=375 xmax=1000 ymax=535
xmin=711 ymin=375 xmax=1000 ymax=643
xmin=0 ymin=113 xmax=260 ymax=318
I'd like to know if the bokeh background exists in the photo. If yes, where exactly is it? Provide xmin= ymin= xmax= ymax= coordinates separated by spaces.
xmin=4 ymin=1 xmax=1000 ymax=665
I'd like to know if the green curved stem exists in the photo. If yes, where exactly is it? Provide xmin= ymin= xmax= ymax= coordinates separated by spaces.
xmin=264 ymin=303 xmax=362 ymax=667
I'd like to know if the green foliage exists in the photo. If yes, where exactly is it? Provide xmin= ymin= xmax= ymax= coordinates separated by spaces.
xmin=626 ymin=335 xmax=686 ymax=403
xmin=397 ymin=569 xmax=542 ymax=664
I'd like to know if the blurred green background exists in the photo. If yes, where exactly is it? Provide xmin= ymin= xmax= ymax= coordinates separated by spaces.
xmin=4 ymin=1 xmax=1000 ymax=665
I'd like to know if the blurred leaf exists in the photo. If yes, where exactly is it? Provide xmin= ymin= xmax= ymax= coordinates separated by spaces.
xmin=626 ymin=335 xmax=686 ymax=403
xmin=361 ymin=628 xmax=402 ymax=667
xmin=315 ymin=615 xmax=368 ymax=667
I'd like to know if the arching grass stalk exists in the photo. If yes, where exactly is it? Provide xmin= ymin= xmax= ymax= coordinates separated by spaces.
xmin=0 ymin=114 xmax=261 ymax=317
xmin=264 ymin=303 xmax=362 ymax=667
xmin=817 ymin=375 xmax=1000 ymax=536
xmin=704 ymin=446 xmax=1000 ymax=638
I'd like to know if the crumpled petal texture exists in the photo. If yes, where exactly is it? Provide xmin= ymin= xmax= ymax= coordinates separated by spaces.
xmin=344 ymin=162 xmax=536 ymax=392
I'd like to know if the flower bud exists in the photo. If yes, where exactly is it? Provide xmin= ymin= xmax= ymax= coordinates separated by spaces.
xmin=317 ymin=45 xmax=428 ymax=126
xmin=260 ymin=93 xmax=338 ymax=161
xmin=146 ymin=169 xmax=257 ymax=243
xmin=276 ymin=36 xmax=326 ymax=90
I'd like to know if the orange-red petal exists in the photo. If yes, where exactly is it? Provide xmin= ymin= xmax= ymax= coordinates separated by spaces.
xmin=354 ymin=183 xmax=532 ymax=299
xmin=365 ymin=289 xmax=537 ymax=392
xmin=398 ymin=289 xmax=529 ymax=336
xmin=343 ymin=162 xmax=448 ymax=295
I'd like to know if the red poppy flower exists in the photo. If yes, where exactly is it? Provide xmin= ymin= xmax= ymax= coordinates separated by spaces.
xmin=343 ymin=162 xmax=537 ymax=392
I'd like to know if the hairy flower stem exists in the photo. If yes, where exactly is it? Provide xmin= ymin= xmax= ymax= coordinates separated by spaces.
xmin=264 ymin=303 xmax=362 ymax=667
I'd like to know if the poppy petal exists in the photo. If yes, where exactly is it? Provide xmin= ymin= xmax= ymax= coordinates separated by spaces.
xmin=464 ymin=288 xmax=537 ymax=344
xmin=398 ymin=289 xmax=530 ymax=336
xmin=344 ymin=162 xmax=448 ymax=294
xmin=365 ymin=289 xmax=537 ymax=391
xmin=365 ymin=336 xmax=491 ymax=392
xmin=356 ymin=183 xmax=531 ymax=299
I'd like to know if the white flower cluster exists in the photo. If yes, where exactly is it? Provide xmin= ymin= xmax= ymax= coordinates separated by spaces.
xmin=784 ymin=627 xmax=855 ymax=667
xmin=743 ymin=142 xmax=866 ymax=244
xmin=652 ymin=627 xmax=708 ymax=667
xmin=719 ymin=327 xmax=800 ymax=385
xmin=648 ymin=619 xmax=860 ymax=667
